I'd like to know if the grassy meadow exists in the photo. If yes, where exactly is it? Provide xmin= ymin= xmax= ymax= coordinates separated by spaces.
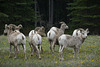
xmin=0 ymin=35 xmax=100 ymax=67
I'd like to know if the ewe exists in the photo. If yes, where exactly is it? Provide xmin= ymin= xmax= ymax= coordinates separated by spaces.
xmin=58 ymin=28 xmax=89 ymax=61
xmin=47 ymin=21 xmax=68 ymax=52
xmin=29 ymin=30 xmax=42 ymax=60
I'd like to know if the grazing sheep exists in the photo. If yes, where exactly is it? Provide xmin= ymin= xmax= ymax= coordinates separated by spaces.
xmin=29 ymin=30 xmax=42 ymax=59
xmin=47 ymin=21 xmax=68 ymax=52
xmin=4 ymin=24 xmax=27 ymax=59
xmin=58 ymin=28 xmax=89 ymax=61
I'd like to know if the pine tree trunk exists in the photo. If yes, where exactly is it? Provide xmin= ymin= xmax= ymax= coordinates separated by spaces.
xmin=35 ymin=0 xmax=37 ymax=27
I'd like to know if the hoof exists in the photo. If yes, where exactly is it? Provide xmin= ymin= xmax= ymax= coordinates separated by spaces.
xmin=9 ymin=56 xmax=11 ymax=58
xmin=14 ymin=57 xmax=17 ymax=59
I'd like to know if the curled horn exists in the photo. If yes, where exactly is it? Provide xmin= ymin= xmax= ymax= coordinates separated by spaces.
xmin=18 ymin=24 xmax=23 ymax=29
xmin=86 ymin=28 xmax=89 ymax=33
xmin=8 ymin=24 xmax=16 ymax=30
xmin=59 ymin=21 xmax=65 ymax=24
xmin=86 ymin=28 xmax=88 ymax=31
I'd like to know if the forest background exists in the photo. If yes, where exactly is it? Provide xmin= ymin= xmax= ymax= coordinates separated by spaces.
xmin=0 ymin=0 xmax=100 ymax=35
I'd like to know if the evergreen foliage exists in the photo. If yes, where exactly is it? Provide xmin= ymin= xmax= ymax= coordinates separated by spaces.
xmin=67 ymin=0 xmax=100 ymax=34
xmin=0 ymin=0 xmax=35 ymax=35
xmin=0 ymin=0 xmax=100 ymax=35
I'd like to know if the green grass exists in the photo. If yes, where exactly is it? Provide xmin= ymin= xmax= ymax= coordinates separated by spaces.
xmin=0 ymin=35 xmax=100 ymax=67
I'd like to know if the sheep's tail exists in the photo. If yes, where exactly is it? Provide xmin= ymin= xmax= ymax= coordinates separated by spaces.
xmin=22 ymin=36 xmax=24 ymax=40
xmin=49 ymin=32 xmax=51 ymax=38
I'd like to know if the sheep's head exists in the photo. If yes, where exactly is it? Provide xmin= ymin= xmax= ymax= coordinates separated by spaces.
xmin=80 ymin=28 xmax=89 ymax=39
xmin=60 ymin=21 xmax=69 ymax=30
xmin=8 ymin=24 xmax=17 ymax=31
xmin=38 ymin=27 xmax=46 ymax=37
xmin=35 ymin=27 xmax=41 ymax=31
xmin=39 ymin=26 xmax=45 ymax=32
xmin=35 ymin=26 xmax=46 ymax=37
xmin=4 ymin=24 xmax=13 ymax=35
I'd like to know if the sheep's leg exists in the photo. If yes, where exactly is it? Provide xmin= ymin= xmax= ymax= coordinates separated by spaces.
xmin=59 ymin=46 xmax=62 ymax=60
xmin=14 ymin=45 xmax=18 ymax=59
xmin=73 ymin=49 xmax=75 ymax=54
xmin=73 ymin=48 xmax=76 ymax=58
xmin=29 ymin=43 xmax=34 ymax=56
xmin=18 ymin=45 xmax=20 ymax=53
xmin=41 ymin=47 xmax=43 ymax=53
xmin=36 ymin=46 xmax=41 ymax=60
xmin=59 ymin=45 xmax=64 ymax=61
xmin=49 ymin=40 xmax=52 ymax=52
xmin=23 ymin=45 xmax=27 ymax=59
xmin=39 ymin=45 xmax=42 ymax=53
xmin=14 ymin=46 xmax=15 ymax=55
xmin=52 ymin=39 xmax=56 ymax=52
xmin=33 ymin=45 xmax=37 ymax=53
xmin=9 ymin=44 xmax=12 ymax=58
xmin=76 ymin=48 xmax=80 ymax=59
xmin=32 ymin=44 xmax=37 ymax=53
xmin=31 ymin=45 xmax=34 ymax=56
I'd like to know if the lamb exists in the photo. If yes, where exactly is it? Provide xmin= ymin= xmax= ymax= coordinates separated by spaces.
xmin=29 ymin=30 xmax=42 ymax=60
xmin=47 ymin=21 xmax=68 ymax=52
xmin=58 ymin=28 xmax=89 ymax=61
xmin=4 ymin=24 xmax=27 ymax=59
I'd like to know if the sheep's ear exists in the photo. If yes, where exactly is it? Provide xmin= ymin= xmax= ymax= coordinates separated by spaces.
xmin=86 ymin=28 xmax=89 ymax=33
xmin=5 ymin=24 xmax=8 ymax=28
xmin=59 ymin=21 xmax=65 ymax=24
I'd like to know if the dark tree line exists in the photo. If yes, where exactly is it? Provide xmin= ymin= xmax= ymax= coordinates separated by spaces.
xmin=67 ymin=0 xmax=100 ymax=34
xmin=0 ymin=0 xmax=100 ymax=35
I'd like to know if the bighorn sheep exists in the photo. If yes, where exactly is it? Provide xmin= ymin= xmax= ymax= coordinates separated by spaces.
xmin=29 ymin=30 xmax=42 ymax=60
xmin=72 ymin=28 xmax=85 ymax=54
xmin=47 ymin=21 xmax=68 ymax=52
xmin=4 ymin=24 xmax=27 ymax=59
xmin=14 ymin=24 xmax=23 ymax=32
xmin=58 ymin=28 xmax=89 ymax=61
xmin=35 ymin=26 xmax=46 ymax=37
